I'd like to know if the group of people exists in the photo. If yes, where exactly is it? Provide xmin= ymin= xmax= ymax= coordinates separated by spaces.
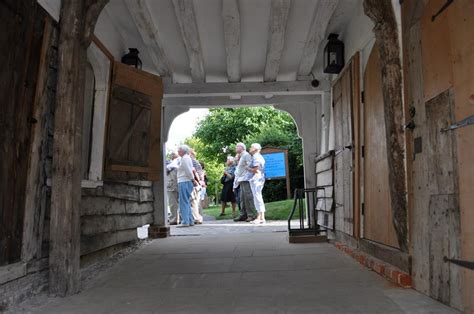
xmin=166 ymin=142 xmax=267 ymax=228
xmin=166 ymin=146 xmax=207 ymax=227
xmin=220 ymin=143 xmax=267 ymax=224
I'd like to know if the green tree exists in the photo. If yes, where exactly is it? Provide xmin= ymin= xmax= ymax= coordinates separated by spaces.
xmin=194 ymin=107 xmax=294 ymax=162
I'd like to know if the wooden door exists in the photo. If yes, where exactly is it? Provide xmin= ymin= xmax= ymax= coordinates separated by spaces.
xmin=363 ymin=44 xmax=399 ymax=248
xmin=333 ymin=63 xmax=355 ymax=235
xmin=424 ymin=89 xmax=460 ymax=305
xmin=0 ymin=0 xmax=46 ymax=266
xmin=104 ymin=62 xmax=163 ymax=181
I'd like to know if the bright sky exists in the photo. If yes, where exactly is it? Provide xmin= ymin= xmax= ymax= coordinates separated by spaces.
xmin=166 ymin=109 xmax=209 ymax=151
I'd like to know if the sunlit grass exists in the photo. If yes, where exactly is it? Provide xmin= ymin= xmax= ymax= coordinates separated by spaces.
xmin=203 ymin=199 xmax=302 ymax=220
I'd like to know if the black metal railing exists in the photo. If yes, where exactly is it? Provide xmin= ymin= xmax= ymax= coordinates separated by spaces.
xmin=288 ymin=188 xmax=325 ymax=236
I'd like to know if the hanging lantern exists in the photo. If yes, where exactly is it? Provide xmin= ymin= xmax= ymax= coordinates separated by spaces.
xmin=323 ymin=34 xmax=344 ymax=74
xmin=121 ymin=48 xmax=142 ymax=69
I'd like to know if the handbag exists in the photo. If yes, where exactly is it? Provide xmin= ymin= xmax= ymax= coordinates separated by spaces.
xmin=220 ymin=175 xmax=226 ymax=184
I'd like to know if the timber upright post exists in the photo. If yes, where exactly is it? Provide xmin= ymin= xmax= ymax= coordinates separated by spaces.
xmin=50 ymin=0 xmax=87 ymax=296
xmin=50 ymin=0 xmax=109 ymax=296
xmin=363 ymin=0 xmax=408 ymax=252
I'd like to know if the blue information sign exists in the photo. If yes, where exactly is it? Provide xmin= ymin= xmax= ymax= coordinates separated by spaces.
xmin=262 ymin=152 xmax=286 ymax=179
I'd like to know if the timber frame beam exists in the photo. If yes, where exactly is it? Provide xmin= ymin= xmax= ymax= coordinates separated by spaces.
xmin=125 ymin=0 xmax=171 ymax=76
xmin=264 ymin=0 xmax=291 ymax=82
xmin=297 ymin=0 xmax=339 ymax=77
xmin=363 ymin=0 xmax=408 ymax=252
xmin=163 ymin=95 xmax=318 ymax=107
xmin=50 ymin=0 xmax=109 ymax=297
xmin=222 ymin=0 xmax=241 ymax=82
xmin=173 ymin=0 xmax=206 ymax=82
xmin=163 ymin=79 xmax=329 ymax=97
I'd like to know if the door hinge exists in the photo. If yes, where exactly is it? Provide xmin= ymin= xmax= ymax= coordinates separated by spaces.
xmin=361 ymin=145 xmax=365 ymax=158
xmin=361 ymin=91 xmax=365 ymax=104
xmin=361 ymin=203 xmax=365 ymax=215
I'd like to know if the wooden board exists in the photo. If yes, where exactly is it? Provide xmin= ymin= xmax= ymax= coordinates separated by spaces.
xmin=405 ymin=20 xmax=432 ymax=295
xmin=105 ymin=62 xmax=163 ymax=181
xmin=332 ymin=60 xmax=355 ymax=236
xmin=425 ymin=89 xmax=461 ymax=308
xmin=363 ymin=44 xmax=399 ymax=249
xmin=22 ymin=18 xmax=54 ymax=262
xmin=447 ymin=0 xmax=474 ymax=309
xmin=0 ymin=0 xmax=45 ymax=266
xmin=421 ymin=0 xmax=453 ymax=102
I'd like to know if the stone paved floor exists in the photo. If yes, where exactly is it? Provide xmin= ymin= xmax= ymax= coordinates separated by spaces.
xmin=29 ymin=231 xmax=456 ymax=314
xmin=170 ymin=218 xmax=289 ymax=236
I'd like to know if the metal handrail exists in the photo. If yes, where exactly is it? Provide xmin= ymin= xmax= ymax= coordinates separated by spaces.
xmin=288 ymin=188 xmax=324 ymax=235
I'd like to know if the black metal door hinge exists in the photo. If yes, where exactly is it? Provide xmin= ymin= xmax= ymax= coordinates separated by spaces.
xmin=432 ymin=0 xmax=454 ymax=22
xmin=361 ymin=203 xmax=365 ymax=216
xmin=361 ymin=91 xmax=365 ymax=104
xmin=361 ymin=145 xmax=365 ymax=158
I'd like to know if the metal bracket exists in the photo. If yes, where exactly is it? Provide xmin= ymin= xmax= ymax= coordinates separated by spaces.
xmin=432 ymin=0 xmax=454 ymax=22
xmin=444 ymin=256 xmax=474 ymax=270
xmin=441 ymin=115 xmax=474 ymax=132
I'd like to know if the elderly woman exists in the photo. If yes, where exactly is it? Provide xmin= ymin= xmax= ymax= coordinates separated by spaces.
xmin=248 ymin=143 xmax=267 ymax=224
xmin=220 ymin=156 xmax=237 ymax=217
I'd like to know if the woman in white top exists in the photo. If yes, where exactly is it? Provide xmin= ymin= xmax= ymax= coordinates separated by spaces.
xmin=248 ymin=143 xmax=267 ymax=224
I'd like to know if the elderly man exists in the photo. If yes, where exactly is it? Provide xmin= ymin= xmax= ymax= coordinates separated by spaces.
xmin=177 ymin=145 xmax=196 ymax=227
xmin=189 ymin=149 xmax=204 ymax=224
xmin=233 ymin=143 xmax=257 ymax=222
xmin=248 ymin=143 xmax=267 ymax=224
xmin=166 ymin=151 xmax=180 ymax=225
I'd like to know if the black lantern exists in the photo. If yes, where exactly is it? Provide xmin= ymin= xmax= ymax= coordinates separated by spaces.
xmin=323 ymin=34 xmax=344 ymax=74
xmin=121 ymin=48 xmax=142 ymax=69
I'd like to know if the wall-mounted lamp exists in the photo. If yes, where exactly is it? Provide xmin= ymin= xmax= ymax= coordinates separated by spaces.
xmin=323 ymin=34 xmax=344 ymax=74
xmin=121 ymin=48 xmax=142 ymax=69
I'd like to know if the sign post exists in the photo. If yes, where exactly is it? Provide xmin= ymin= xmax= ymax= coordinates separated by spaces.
xmin=261 ymin=147 xmax=291 ymax=199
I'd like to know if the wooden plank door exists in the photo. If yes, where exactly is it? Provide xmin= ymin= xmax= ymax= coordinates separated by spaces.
xmin=363 ymin=44 xmax=399 ymax=248
xmin=0 ymin=0 xmax=45 ymax=266
xmin=425 ymin=88 xmax=460 ymax=306
xmin=333 ymin=62 xmax=355 ymax=236
xmin=104 ymin=62 xmax=163 ymax=182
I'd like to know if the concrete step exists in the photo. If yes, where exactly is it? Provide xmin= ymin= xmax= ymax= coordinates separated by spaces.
xmin=288 ymin=234 xmax=327 ymax=244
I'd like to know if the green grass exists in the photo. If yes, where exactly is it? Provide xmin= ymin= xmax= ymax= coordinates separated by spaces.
xmin=203 ymin=199 xmax=301 ymax=220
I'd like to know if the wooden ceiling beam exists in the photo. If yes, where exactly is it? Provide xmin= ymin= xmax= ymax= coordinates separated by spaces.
xmin=264 ymin=0 xmax=291 ymax=82
xmin=163 ymin=79 xmax=327 ymax=96
xmin=173 ymin=0 xmax=206 ymax=82
xmin=297 ymin=0 xmax=339 ymax=77
xmin=163 ymin=95 xmax=318 ymax=107
xmin=125 ymin=0 xmax=171 ymax=76
xmin=222 ymin=0 xmax=241 ymax=83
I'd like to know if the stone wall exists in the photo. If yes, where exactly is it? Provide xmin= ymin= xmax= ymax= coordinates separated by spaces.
xmin=80 ymin=181 xmax=154 ymax=257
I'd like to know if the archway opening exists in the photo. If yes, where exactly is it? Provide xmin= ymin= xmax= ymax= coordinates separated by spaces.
xmin=165 ymin=106 xmax=307 ymax=236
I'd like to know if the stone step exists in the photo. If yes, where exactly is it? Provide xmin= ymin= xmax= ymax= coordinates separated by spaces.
xmin=288 ymin=234 xmax=327 ymax=244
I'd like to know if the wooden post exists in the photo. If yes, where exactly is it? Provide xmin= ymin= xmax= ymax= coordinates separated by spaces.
xmin=284 ymin=149 xmax=291 ymax=199
xmin=363 ymin=0 xmax=408 ymax=252
xmin=50 ymin=0 xmax=109 ymax=296
xmin=50 ymin=0 xmax=87 ymax=296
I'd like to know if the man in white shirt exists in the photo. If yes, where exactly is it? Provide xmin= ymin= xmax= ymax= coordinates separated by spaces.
xmin=177 ymin=145 xmax=196 ymax=227
xmin=189 ymin=150 xmax=204 ymax=224
xmin=233 ymin=143 xmax=257 ymax=222
xmin=166 ymin=151 xmax=180 ymax=225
